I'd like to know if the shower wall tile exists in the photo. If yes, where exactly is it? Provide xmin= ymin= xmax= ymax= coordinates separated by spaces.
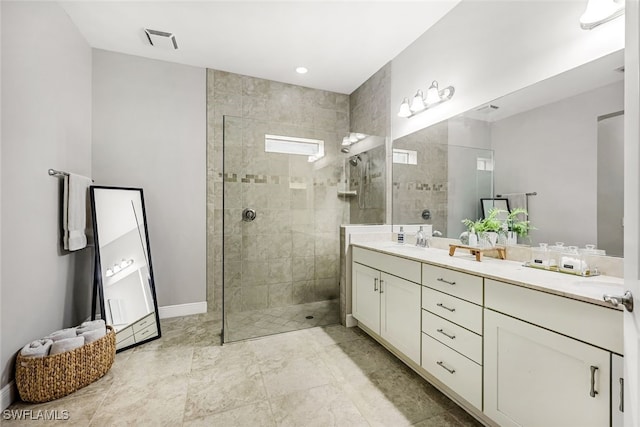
xmin=225 ymin=286 xmax=242 ymax=313
xmin=242 ymin=261 xmax=269 ymax=286
xmin=242 ymin=285 xmax=269 ymax=311
xmin=224 ymin=260 xmax=242 ymax=288
xmin=293 ymin=281 xmax=316 ymax=304
xmin=268 ymin=282 xmax=293 ymax=308
xmin=292 ymin=257 xmax=315 ymax=281
xmin=242 ymin=76 xmax=270 ymax=98
xmin=268 ymin=259 xmax=293 ymax=284
xmin=214 ymin=70 xmax=243 ymax=95
xmin=242 ymin=235 xmax=269 ymax=261
xmin=316 ymin=278 xmax=339 ymax=301
xmin=292 ymin=233 xmax=315 ymax=258
xmin=315 ymin=255 xmax=338 ymax=280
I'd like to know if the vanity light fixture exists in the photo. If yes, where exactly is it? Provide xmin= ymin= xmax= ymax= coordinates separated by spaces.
xmin=398 ymin=80 xmax=455 ymax=118
xmin=105 ymin=259 xmax=134 ymax=278
xmin=579 ymin=0 xmax=625 ymax=30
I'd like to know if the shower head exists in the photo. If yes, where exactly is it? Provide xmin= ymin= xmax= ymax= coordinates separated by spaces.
xmin=349 ymin=155 xmax=361 ymax=167
xmin=340 ymin=147 xmax=350 ymax=153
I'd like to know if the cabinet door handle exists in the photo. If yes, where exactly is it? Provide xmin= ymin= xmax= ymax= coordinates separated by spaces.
xmin=589 ymin=365 xmax=598 ymax=398
xmin=619 ymin=377 xmax=624 ymax=412
xmin=436 ymin=360 xmax=455 ymax=374
xmin=436 ymin=302 xmax=456 ymax=312
xmin=437 ymin=277 xmax=456 ymax=285
xmin=436 ymin=328 xmax=456 ymax=340
xmin=380 ymin=279 xmax=384 ymax=293
xmin=374 ymin=278 xmax=378 ymax=292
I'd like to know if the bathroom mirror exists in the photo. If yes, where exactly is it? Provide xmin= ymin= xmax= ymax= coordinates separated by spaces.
xmin=392 ymin=49 xmax=624 ymax=256
xmin=90 ymin=186 xmax=161 ymax=351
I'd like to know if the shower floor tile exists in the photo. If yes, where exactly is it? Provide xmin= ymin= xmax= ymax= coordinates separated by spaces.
xmin=224 ymin=299 xmax=339 ymax=342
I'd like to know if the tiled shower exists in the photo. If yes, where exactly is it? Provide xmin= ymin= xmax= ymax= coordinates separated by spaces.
xmin=207 ymin=70 xmax=355 ymax=341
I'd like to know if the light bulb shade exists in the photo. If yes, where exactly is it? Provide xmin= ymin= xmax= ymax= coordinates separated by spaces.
xmin=349 ymin=133 xmax=359 ymax=143
xmin=355 ymin=133 xmax=366 ymax=140
xmin=342 ymin=136 xmax=351 ymax=146
xmin=580 ymin=0 xmax=624 ymax=29
xmin=398 ymin=98 xmax=412 ymax=117
xmin=425 ymin=81 xmax=441 ymax=105
xmin=410 ymin=90 xmax=426 ymax=112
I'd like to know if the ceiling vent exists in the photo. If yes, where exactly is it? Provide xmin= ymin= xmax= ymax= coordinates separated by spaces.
xmin=144 ymin=28 xmax=178 ymax=50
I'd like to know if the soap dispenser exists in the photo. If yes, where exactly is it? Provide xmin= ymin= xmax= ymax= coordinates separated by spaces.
xmin=398 ymin=226 xmax=405 ymax=245
xmin=468 ymin=227 xmax=478 ymax=247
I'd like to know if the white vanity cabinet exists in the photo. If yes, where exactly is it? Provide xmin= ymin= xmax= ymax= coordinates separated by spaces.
xmin=484 ymin=278 xmax=623 ymax=427
xmin=421 ymin=264 xmax=483 ymax=409
xmin=352 ymin=247 xmax=422 ymax=364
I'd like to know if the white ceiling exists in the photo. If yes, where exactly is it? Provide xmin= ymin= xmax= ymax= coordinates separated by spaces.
xmin=60 ymin=1 xmax=460 ymax=94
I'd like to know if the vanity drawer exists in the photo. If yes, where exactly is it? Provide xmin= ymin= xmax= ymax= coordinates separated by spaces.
xmin=134 ymin=323 xmax=158 ymax=341
xmin=422 ymin=287 xmax=482 ymax=334
xmin=353 ymin=246 xmax=421 ymax=283
xmin=132 ymin=313 xmax=156 ymax=334
xmin=117 ymin=334 xmax=136 ymax=349
xmin=422 ymin=310 xmax=482 ymax=364
xmin=422 ymin=264 xmax=483 ymax=304
xmin=485 ymin=279 xmax=623 ymax=353
xmin=116 ymin=324 xmax=134 ymax=343
xmin=422 ymin=333 xmax=482 ymax=409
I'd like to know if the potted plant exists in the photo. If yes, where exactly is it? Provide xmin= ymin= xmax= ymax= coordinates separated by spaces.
xmin=462 ymin=208 xmax=505 ymax=247
xmin=505 ymin=208 xmax=533 ymax=244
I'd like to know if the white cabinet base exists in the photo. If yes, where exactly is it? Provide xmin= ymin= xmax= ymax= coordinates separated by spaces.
xmin=484 ymin=309 xmax=611 ymax=427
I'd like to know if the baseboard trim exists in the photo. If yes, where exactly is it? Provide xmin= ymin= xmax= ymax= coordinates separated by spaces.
xmin=1 ymin=381 xmax=16 ymax=411
xmin=345 ymin=314 xmax=358 ymax=328
xmin=158 ymin=301 xmax=207 ymax=319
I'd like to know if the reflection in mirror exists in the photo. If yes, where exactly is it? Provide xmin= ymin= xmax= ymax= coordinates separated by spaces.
xmin=392 ymin=119 xmax=494 ymax=238
xmin=90 ymin=186 xmax=161 ymax=351
xmin=481 ymin=199 xmax=510 ymax=220
xmin=392 ymin=49 xmax=624 ymax=256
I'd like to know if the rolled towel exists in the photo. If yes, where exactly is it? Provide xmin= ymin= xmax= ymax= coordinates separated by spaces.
xmin=78 ymin=328 xmax=105 ymax=344
xmin=20 ymin=339 xmax=54 ymax=358
xmin=44 ymin=328 xmax=77 ymax=342
xmin=76 ymin=319 xmax=105 ymax=334
xmin=50 ymin=336 xmax=85 ymax=355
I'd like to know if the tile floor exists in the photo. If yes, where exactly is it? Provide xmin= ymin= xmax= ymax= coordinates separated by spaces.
xmin=6 ymin=313 xmax=483 ymax=426
xmin=224 ymin=299 xmax=340 ymax=342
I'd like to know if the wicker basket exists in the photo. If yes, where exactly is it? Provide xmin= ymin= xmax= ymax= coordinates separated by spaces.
xmin=15 ymin=325 xmax=116 ymax=403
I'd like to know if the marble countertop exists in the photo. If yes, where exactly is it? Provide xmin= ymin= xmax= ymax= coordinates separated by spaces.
xmin=352 ymin=241 xmax=625 ymax=310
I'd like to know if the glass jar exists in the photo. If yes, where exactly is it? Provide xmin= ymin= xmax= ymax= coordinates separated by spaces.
xmin=559 ymin=245 xmax=587 ymax=275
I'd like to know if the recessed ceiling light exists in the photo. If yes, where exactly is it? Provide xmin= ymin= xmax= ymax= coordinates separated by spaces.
xmin=295 ymin=67 xmax=308 ymax=74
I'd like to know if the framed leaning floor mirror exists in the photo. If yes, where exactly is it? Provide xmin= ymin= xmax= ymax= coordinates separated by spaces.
xmin=90 ymin=186 xmax=161 ymax=352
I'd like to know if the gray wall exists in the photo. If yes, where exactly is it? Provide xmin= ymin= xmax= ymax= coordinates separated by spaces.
xmin=92 ymin=50 xmax=206 ymax=308
xmin=492 ymin=81 xmax=624 ymax=247
xmin=1 ymin=2 xmax=92 ymax=388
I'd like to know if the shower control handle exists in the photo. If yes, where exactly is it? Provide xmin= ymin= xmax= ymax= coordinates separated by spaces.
xmin=242 ymin=208 xmax=257 ymax=222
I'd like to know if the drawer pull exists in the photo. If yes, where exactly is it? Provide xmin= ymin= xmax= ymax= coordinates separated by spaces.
xmin=436 ymin=360 xmax=455 ymax=374
xmin=619 ymin=377 xmax=624 ymax=412
xmin=436 ymin=303 xmax=456 ymax=312
xmin=374 ymin=278 xmax=378 ymax=292
xmin=590 ymin=365 xmax=598 ymax=398
xmin=436 ymin=328 xmax=456 ymax=340
xmin=380 ymin=279 xmax=384 ymax=293
xmin=437 ymin=277 xmax=456 ymax=285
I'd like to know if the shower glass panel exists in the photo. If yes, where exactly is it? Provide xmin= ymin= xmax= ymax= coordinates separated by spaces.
xmin=222 ymin=116 xmax=345 ymax=343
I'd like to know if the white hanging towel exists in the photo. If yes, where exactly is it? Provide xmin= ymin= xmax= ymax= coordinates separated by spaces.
xmin=502 ymin=192 xmax=528 ymax=219
xmin=63 ymin=173 xmax=92 ymax=251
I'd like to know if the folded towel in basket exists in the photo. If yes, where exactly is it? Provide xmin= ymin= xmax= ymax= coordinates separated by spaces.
xmin=78 ymin=328 xmax=106 ymax=344
xmin=50 ymin=336 xmax=85 ymax=355
xmin=76 ymin=320 xmax=105 ymax=334
xmin=20 ymin=339 xmax=54 ymax=358
xmin=45 ymin=328 xmax=77 ymax=342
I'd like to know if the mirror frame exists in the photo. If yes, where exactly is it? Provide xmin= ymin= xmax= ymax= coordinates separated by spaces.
xmin=90 ymin=185 xmax=162 ymax=352
xmin=481 ymin=198 xmax=510 ymax=219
